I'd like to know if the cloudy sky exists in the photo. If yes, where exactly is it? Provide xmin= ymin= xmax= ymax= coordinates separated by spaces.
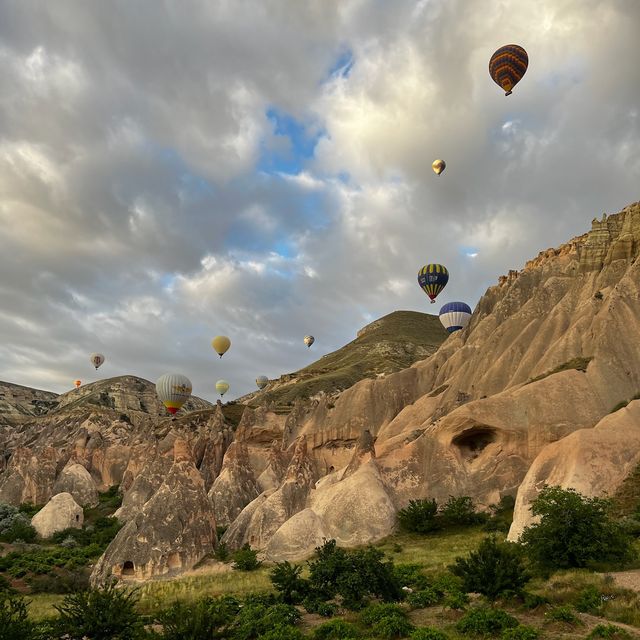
xmin=1 ymin=0 xmax=639 ymax=401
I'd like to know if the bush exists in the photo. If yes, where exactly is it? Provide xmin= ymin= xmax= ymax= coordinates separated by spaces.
xmin=587 ymin=623 xmax=632 ymax=638
xmin=360 ymin=603 xmax=413 ymax=639
xmin=233 ymin=544 xmax=262 ymax=571
xmin=27 ymin=570 xmax=90 ymax=594
xmin=521 ymin=592 xmax=548 ymax=610
xmin=0 ymin=515 xmax=37 ymax=544
xmin=440 ymin=496 xmax=486 ymax=527
xmin=302 ymin=597 xmax=338 ymax=617
xmin=544 ymin=605 xmax=581 ymax=625
xmin=397 ymin=499 xmax=441 ymax=534
xmin=520 ymin=486 xmax=635 ymax=570
xmin=258 ymin=624 xmax=305 ymax=640
xmin=575 ymin=584 xmax=603 ymax=614
xmin=156 ymin=595 xmax=240 ymax=640
xmin=270 ymin=561 xmax=308 ymax=604
xmin=456 ymin=606 xmax=519 ymax=635
xmin=410 ymin=628 xmax=449 ymax=639
xmin=231 ymin=602 xmax=300 ymax=640
xmin=307 ymin=540 xmax=402 ymax=610
xmin=501 ymin=625 xmax=540 ymax=639
xmin=443 ymin=590 xmax=469 ymax=610
xmin=450 ymin=536 xmax=530 ymax=600
xmin=214 ymin=540 xmax=231 ymax=561
xmin=407 ymin=588 xmax=442 ymax=609
xmin=313 ymin=619 xmax=361 ymax=639
xmin=50 ymin=516 xmax=122 ymax=550
xmin=394 ymin=564 xmax=431 ymax=590
xmin=53 ymin=581 xmax=145 ymax=639
xmin=0 ymin=593 xmax=35 ymax=640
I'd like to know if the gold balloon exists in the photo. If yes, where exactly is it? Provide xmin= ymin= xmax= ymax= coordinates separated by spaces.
xmin=432 ymin=159 xmax=446 ymax=176
xmin=211 ymin=335 xmax=231 ymax=358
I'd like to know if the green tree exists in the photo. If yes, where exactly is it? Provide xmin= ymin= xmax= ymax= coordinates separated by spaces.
xmin=156 ymin=595 xmax=239 ymax=640
xmin=450 ymin=536 xmax=530 ymax=600
xmin=269 ymin=561 xmax=308 ymax=604
xmin=397 ymin=499 xmax=441 ymax=534
xmin=440 ymin=496 xmax=485 ymax=526
xmin=232 ymin=544 xmax=262 ymax=571
xmin=520 ymin=486 xmax=635 ymax=570
xmin=0 ymin=593 xmax=35 ymax=640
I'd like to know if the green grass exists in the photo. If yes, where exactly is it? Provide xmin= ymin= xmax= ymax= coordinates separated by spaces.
xmin=610 ymin=394 xmax=640 ymax=415
xmin=526 ymin=357 xmax=593 ymax=385
xmin=249 ymin=311 xmax=448 ymax=407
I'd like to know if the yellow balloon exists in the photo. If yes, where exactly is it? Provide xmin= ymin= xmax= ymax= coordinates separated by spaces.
xmin=432 ymin=159 xmax=446 ymax=176
xmin=211 ymin=335 xmax=231 ymax=358
xmin=216 ymin=379 xmax=230 ymax=396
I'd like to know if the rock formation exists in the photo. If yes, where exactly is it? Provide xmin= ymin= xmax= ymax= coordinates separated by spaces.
xmin=52 ymin=463 xmax=99 ymax=507
xmin=31 ymin=492 xmax=83 ymax=538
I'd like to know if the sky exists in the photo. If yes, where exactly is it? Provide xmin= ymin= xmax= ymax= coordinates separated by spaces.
xmin=0 ymin=0 xmax=639 ymax=402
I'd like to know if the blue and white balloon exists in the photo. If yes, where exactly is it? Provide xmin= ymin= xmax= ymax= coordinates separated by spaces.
xmin=439 ymin=302 xmax=472 ymax=333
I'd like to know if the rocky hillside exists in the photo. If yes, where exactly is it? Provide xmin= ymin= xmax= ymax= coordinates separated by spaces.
xmin=238 ymin=310 xmax=448 ymax=409
xmin=1 ymin=201 xmax=640 ymax=585
xmin=0 ymin=381 xmax=58 ymax=424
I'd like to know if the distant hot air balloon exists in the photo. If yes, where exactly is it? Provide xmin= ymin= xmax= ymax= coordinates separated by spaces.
xmin=156 ymin=373 xmax=192 ymax=415
xmin=439 ymin=301 xmax=473 ymax=333
xmin=418 ymin=264 xmax=449 ymax=303
xmin=256 ymin=375 xmax=269 ymax=390
xmin=489 ymin=44 xmax=528 ymax=96
xmin=90 ymin=353 xmax=105 ymax=370
xmin=432 ymin=159 xmax=446 ymax=176
xmin=74 ymin=380 xmax=81 ymax=389
xmin=211 ymin=336 xmax=231 ymax=358
xmin=304 ymin=335 xmax=315 ymax=348
xmin=216 ymin=380 xmax=230 ymax=397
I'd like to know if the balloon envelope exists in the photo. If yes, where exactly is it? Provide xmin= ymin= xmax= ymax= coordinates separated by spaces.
xmin=256 ymin=375 xmax=269 ymax=390
xmin=211 ymin=336 xmax=231 ymax=358
xmin=74 ymin=380 xmax=81 ymax=388
xmin=304 ymin=335 xmax=315 ymax=348
xmin=432 ymin=159 xmax=446 ymax=176
xmin=156 ymin=373 xmax=192 ymax=415
xmin=439 ymin=301 xmax=472 ymax=333
xmin=417 ymin=264 xmax=449 ymax=303
xmin=489 ymin=44 xmax=528 ymax=95
xmin=90 ymin=353 xmax=105 ymax=369
xmin=216 ymin=380 xmax=230 ymax=396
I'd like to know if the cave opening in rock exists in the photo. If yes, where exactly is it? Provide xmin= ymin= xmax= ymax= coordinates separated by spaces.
xmin=122 ymin=561 xmax=135 ymax=576
xmin=167 ymin=553 xmax=181 ymax=570
xmin=452 ymin=427 xmax=497 ymax=461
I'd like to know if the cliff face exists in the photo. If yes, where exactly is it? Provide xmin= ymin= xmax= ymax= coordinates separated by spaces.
xmin=2 ymin=201 xmax=640 ymax=575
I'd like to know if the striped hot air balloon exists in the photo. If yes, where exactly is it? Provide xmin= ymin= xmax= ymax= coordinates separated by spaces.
xmin=439 ymin=302 xmax=472 ymax=333
xmin=156 ymin=373 xmax=192 ymax=415
xmin=256 ymin=376 xmax=269 ymax=390
xmin=417 ymin=264 xmax=449 ymax=303
xmin=216 ymin=380 xmax=230 ymax=397
xmin=489 ymin=44 xmax=528 ymax=96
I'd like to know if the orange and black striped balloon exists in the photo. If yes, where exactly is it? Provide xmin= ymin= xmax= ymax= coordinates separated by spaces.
xmin=489 ymin=44 xmax=528 ymax=96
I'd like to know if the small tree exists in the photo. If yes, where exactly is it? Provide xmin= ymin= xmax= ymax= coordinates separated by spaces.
xmin=397 ymin=499 xmax=441 ymax=534
xmin=156 ymin=595 xmax=239 ymax=640
xmin=270 ymin=561 xmax=308 ymax=604
xmin=520 ymin=486 xmax=635 ymax=570
xmin=232 ymin=543 xmax=262 ymax=571
xmin=440 ymin=496 xmax=485 ymax=526
xmin=450 ymin=536 xmax=530 ymax=600
xmin=0 ymin=593 xmax=35 ymax=640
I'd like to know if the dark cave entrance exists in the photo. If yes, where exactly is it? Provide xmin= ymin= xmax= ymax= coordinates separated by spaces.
xmin=122 ymin=561 xmax=135 ymax=576
xmin=452 ymin=427 xmax=497 ymax=461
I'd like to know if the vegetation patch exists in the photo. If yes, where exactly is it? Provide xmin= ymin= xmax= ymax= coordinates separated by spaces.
xmin=525 ymin=356 xmax=593 ymax=385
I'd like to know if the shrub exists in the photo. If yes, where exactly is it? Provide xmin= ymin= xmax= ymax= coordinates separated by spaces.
xmin=522 ymin=592 xmax=548 ymax=610
xmin=360 ymin=603 xmax=413 ymax=639
xmin=520 ymin=486 xmax=635 ymax=570
xmin=450 ymin=536 xmax=530 ymax=600
xmin=18 ymin=503 xmax=41 ymax=518
xmin=307 ymin=540 xmax=402 ymax=610
xmin=501 ymin=625 xmax=539 ymax=639
xmin=397 ymin=499 xmax=440 ymax=534
xmin=440 ymin=496 xmax=486 ymax=527
xmin=544 ymin=605 xmax=581 ymax=625
xmin=270 ymin=561 xmax=308 ymax=604
xmin=443 ymin=590 xmax=469 ymax=610
xmin=575 ymin=584 xmax=603 ymax=614
xmin=587 ymin=623 xmax=632 ymax=638
xmin=0 ymin=593 xmax=35 ymax=640
xmin=407 ymin=588 xmax=442 ymax=609
xmin=53 ymin=581 xmax=145 ymax=639
xmin=231 ymin=602 xmax=300 ymax=640
xmin=410 ymin=627 xmax=449 ymax=639
xmin=394 ymin=564 xmax=431 ymax=590
xmin=156 ymin=596 xmax=240 ymax=640
xmin=27 ymin=570 xmax=90 ymax=594
xmin=233 ymin=544 xmax=262 ymax=571
xmin=214 ymin=540 xmax=231 ymax=561
xmin=0 ymin=515 xmax=37 ymax=544
xmin=258 ymin=624 xmax=305 ymax=640
xmin=456 ymin=606 xmax=519 ymax=635
xmin=313 ymin=619 xmax=361 ymax=639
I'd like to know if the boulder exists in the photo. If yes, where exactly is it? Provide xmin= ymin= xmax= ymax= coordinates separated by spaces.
xmin=31 ymin=492 xmax=83 ymax=539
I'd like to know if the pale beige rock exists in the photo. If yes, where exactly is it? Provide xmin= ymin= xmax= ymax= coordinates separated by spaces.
xmin=262 ymin=509 xmax=328 ymax=561
xmin=31 ymin=492 xmax=83 ymax=539
xmin=53 ymin=463 xmax=99 ymax=507
xmin=508 ymin=400 xmax=640 ymax=541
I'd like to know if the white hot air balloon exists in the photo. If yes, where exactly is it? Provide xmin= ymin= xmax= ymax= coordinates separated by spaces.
xmin=156 ymin=373 xmax=192 ymax=415
xmin=303 ymin=335 xmax=315 ymax=348
xmin=90 ymin=353 xmax=105 ymax=370
xmin=216 ymin=379 xmax=230 ymax=397
xmin=256 ymin=375 xmax=269 ymax=390
xmin=439 ymin=302 xmax=473 ymax=333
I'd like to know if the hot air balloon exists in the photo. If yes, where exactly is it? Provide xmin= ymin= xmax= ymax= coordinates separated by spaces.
xmin=216 ymin=380 xmax=230 ymax=397
xmin=439 ymin=301 xmax=472 ymax=333
xmin=256 ymin=375 xmax=269 ymax=390
xmin=156 ymin=373 xmax=192 ymax=415
xmin=418 ymin=264 xmax=449 ymax=303
xmin=432 ymin=159 xmax=446 ymax=176
xmin=212 ymin=335 xmax=231 ymax=358
xmin=89 ymin=353 xmax=105 ymax=370
xmin=74 ymin=380 xmax=81 ymax=389
xmin=489 ymin=44 xmax=528 ymax=96
xmin=304 ymin=335 xmax=315 ymax=348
